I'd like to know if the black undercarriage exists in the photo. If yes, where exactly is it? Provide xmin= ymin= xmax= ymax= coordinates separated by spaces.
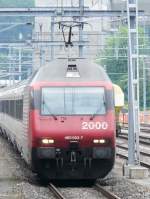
xmin=32 ymin=146 xmax=115 ymax=181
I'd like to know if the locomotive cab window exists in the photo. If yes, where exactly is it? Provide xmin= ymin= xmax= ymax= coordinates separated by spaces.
xmin=41 ymin=87 xmax=106 ymax=116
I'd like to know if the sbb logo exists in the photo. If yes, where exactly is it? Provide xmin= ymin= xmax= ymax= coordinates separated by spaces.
xmin=81 ymin=122 xmax=108 ymax=130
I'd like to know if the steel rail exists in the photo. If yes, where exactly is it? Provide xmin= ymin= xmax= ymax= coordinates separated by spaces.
xmin=116 ymin=151 xmax=150 ymax=168
xmin=116 ymin=144 xmax=150 ymax=157
xmin=121 ymin=131 xmax=150 ymax=139
xmin=122 ymin=122 xmax=150 ymax=130
xmin=95 ymin=183 xmax=121 ymax=199
xmin=122 ymin=126 xmax=150 ymax=133
xmin=122 ymin=122 xmax=150 ymax=126
xmin=118 ymin=134 xmax=150 ymax=145
xmin=48 ymin=183 xmax=66 ymax=199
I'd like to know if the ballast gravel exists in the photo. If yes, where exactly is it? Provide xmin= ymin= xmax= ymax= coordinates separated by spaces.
xmin=0 ymin=135 xmax=150 ymax=199
xmin=98 ymin=172 xmax=150 ymax=199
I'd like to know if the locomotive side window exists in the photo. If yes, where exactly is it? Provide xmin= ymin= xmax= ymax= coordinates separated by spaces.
xmin=41 ymin=87 xmax=106 ymax=115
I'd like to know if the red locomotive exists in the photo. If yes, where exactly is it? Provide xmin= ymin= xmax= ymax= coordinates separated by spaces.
xmin=0 ymin=58 xmax=115 ymax=182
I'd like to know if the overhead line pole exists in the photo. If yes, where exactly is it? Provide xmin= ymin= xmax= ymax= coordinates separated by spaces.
xmin=143 ymin=58 xmax=146 ymax=120
xmin=79 ymin=0 xmax=84 ymax=57
xmin=127 ymin=0 xmax=140 ymax=165
xmin=18 ymin=48 xmax=22 ymax=81
xmin=51 ymin=17 xmax=54 ymax=60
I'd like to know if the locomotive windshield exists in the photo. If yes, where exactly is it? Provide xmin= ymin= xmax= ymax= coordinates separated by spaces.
xmin=41 ymin=87 xmax=106 ymax=115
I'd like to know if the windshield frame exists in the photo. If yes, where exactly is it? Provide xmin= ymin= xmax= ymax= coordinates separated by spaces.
xmin=40 ymin=86 xmax=106 ymax=116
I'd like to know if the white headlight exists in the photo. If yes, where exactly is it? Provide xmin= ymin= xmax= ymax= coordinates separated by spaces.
xmin=99 ymin=139 xmax=106 ymax=144
xmin=48 ymin=139 xmax=54 ymax=144
xmin=93 ymin=139 xmax=106 ymax=144
xmin=42 ymin=139 xmax=54 ymax=144
xmin=93 ymin=139 xmax=99 ymax=144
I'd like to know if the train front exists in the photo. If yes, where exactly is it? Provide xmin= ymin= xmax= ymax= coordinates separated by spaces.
xmin=30 ymin=59 xmax=116 ymax=181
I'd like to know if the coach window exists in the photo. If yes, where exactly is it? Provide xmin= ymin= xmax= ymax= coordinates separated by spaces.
xmin=8 ymin=101 xmax=10 ymax=115
xmin=5 ymin=101 xmax=7 ymax=113
xmin=18 ymin=100 xmax=20 ymax=119
xmin=16 ymin=100 xmax=19 ymax=119
xmin=15 ymin=100 xmax=18 ymax=119
xmin=12 ymin=100 xmax=15 ymax=118
xmin=4 ymin=101 xmax=7 ymax=114
xmin=16 ymin=100 xmax=23 ymax=120
xmin=6 ymin=100 xmax=9 ymax=114
xmin=10 ymin=100 xmax=14 ymax=117
xmin=20 ymin=100 xmax=23 ymax=120
xmin=15 ymin=100 xmax=18 ymax=118
xmin=0 ymin=101 xmax=2 ymax=112
xmin=5 ymin=101 xmax=7 ymax=114
xmin=8 ymin=100 xmax=10 ymax=115
xmin=2 ymin=101 xmax=4 ymax=113
xmin=7 ymin=101 xmax=9 ymax=114
xmin=13 ymin=100 xmax=16 ymax=117
xmin=4 ymin=101 xmax=6 ymax=113
xmin=3 ymin=101 xmax=5 ymax=113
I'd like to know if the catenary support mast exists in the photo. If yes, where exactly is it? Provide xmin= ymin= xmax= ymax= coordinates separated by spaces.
xmin=127 ymin=0 xmax=140 ymax=165
xmin=79 ymin=0 xmax=84 ymax=57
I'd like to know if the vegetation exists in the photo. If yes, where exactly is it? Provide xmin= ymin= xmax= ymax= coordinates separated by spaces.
xmin=96 ymin=26 xmax=150 ymax=109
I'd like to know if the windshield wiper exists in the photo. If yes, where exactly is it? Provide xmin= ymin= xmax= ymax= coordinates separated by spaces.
xmin=90 ymin=97 xmax=106 ymax=120
xmin=90 ymin=106 xmax=102 ymax=120
xmin=42 ymin=97 xmax=57 ymax=120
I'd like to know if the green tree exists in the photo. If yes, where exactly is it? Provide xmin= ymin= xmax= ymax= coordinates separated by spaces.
xmin=96 ymin=26 xmax=149 ymax=108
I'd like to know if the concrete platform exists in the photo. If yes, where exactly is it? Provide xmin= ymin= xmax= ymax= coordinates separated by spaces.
xmin=123 ymin=164 xmax=149 ymax=179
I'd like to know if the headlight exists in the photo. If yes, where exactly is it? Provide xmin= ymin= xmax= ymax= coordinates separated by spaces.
xmin=93 ymin=139 xmax=106 ymax=144
xmin=42 ymin=139 xmax=54 ymax=144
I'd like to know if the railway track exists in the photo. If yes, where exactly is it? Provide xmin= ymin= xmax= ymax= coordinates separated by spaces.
xmin=116 ymin=152 xmax=150 ymax=168
xmin=116 ymin=124 xmax=150 ymax=168
xmin=95 ymin=183 xmax=121 ymax=199
xmin=122 ymin=123 xmax=150 ymax=133
xmin=48 ymin=183 xmax=65 ymax=199
xmin=118 ymin=131 xmax=150 ymax=145
xmin=117 ymin=125 xmax=150 ymax=168
xmin=116 ymin=143 xmax=150 ymax=168
xmin=119 ymin=123 xmax=150 ymax=145
xmin=48 ymin=182 xmax=121 ymax=199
